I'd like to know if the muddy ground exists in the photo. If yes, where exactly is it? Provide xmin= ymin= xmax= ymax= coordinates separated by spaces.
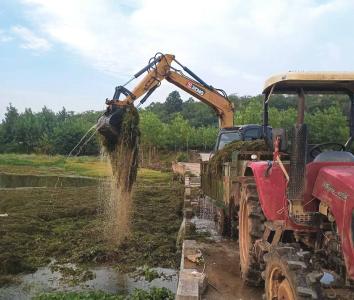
xmin=201 ymin=241 xmax=263 ymax=300
xmin=0 ymin=167 xmax=183 ymax=292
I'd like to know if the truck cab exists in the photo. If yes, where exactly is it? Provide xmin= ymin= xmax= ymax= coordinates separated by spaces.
xmin=215 ymin=125 xmax=272 ymax=151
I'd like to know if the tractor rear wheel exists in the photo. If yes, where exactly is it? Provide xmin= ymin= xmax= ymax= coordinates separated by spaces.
xmin=238 ymin=179 xmax=265 ymax=286
xmin=264 ymin=245 xmax=323 ymax=300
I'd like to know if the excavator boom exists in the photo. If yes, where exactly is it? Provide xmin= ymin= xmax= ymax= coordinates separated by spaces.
xmin=97 ymin=53 xmax=234 ymax=139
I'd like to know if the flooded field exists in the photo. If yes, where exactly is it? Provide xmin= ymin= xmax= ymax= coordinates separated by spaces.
xmin=0 ymin=169 xmax=183 ymax=299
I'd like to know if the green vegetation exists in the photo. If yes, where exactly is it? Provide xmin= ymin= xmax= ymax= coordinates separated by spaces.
xmin=0 ymin=105 xmax=100 ymax=155
xmin=134 ymin=265 xmax=160 ymax=282
xmin=0 ymin=158 xmax=183 ymax=287
xmin=33 ymin=287 xmax=174 ymax=300
xmin=1 ymin=91 xmax=351 ymax=159
xmin=0 ymin=153 xmax=109 ymax=177
xmin=235 ymin=97 xmax=349 ymax=144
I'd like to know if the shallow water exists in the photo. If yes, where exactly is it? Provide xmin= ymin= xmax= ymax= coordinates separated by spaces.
xmin=0 ymin=264 xmax=177 ymax=300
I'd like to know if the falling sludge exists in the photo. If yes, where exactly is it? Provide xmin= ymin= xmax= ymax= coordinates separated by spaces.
xmin=98 ymin=105 xmax=140 ymax=244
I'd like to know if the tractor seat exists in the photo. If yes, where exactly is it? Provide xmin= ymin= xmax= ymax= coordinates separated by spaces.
xmin=313 ymin=151 xmax=354 ymax=162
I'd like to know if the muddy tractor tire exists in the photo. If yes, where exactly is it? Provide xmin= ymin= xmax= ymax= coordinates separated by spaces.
xmin=238 ymin=179 xmax=265 ymax=286
xmin=229 ymin=202 xmax=238 ymax=240
xmin=264 ymin=245 xmax=323 ymax=300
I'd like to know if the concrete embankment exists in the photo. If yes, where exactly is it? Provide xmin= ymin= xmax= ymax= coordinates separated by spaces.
xmin=173 ymin=161 xmax=263 ymax=300
xmin=174 ymin=162 xmax=206 ymax=299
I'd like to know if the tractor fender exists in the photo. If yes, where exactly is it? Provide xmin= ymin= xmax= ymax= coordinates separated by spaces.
xmin=245 ymin=161 xmax=288 ymax=221
xmin=312 ymin=166 xmax=354 ymax=279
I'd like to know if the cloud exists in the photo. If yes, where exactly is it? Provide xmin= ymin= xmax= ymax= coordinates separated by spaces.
xmin=19 ymin=0 xmax=354 ymax=96
xmin=12 ymin=25 xmax=51 ymax=51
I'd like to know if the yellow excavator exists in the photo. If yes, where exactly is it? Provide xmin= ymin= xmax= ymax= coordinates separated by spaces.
xmin=97 ymin=52 xmax=272 ymax=245
xmin=97 ymin=52 xmax=266 ymax=150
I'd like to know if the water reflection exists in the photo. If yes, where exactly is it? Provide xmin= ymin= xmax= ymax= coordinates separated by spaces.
xmin=0 ymin=265 xmax=177 ymax=300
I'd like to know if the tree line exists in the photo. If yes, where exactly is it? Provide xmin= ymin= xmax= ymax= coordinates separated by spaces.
xmin=0 ymin=91 xmax=350 ymax=156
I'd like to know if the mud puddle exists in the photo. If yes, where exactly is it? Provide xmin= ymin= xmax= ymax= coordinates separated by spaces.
xmin=0 ymin=264 xmax=177 ymax=300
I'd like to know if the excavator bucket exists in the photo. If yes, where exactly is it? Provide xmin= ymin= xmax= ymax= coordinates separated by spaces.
xmin=97 ymin=106 xmax=127 ymax=141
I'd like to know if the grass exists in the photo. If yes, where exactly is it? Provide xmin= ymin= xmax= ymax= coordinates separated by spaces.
xmin=0 ymin=153 xmax=175 ymax=178
xmin=0 ymin=154 xmax=184 ymax=289
xmin=0 ymin=153 xmax=109 ymax=177
xmin=33 ymin=287 xmax=174 ymax=300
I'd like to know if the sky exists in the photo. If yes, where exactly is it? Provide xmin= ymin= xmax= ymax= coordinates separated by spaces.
xmin=1 ymin=0 xmax=354 ymax=120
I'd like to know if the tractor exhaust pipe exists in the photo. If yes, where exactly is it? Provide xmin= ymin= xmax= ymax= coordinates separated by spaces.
xmin=288 ymin=88 xmax=307 ymax=203
xmin=287 ymin=123 xmax=308 ymax=202
xmin=287 ymin=88 xmax=314 ymax=225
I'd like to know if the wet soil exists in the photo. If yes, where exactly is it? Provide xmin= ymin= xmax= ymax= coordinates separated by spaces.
xmin=189 ymin=195 xmax=263 ymax=299
xmin=200 ymin=241 xmax=263 ymax=300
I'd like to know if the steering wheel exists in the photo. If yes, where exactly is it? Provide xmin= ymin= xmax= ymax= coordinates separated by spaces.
xmin=309 ymin=142 xmax=345 ymax=159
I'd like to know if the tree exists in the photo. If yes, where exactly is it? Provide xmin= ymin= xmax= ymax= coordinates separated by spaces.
xmin=1 ymin=103 xmax=19 ymax=151
xmin=165 ymin=91 xmax=183 ymax=114
xmin=181 ymin=98 xmax=217 ymax=127
xmin=139 ymin=111 xmax=164 ymax=162
xmin=306 ymin=106 xmax=348 ymax=144
xmin=37 ymin=106 xmax=57 ymax=135
xmin=0 ymin=93 xmax=352 ymax=156
xmin=234 ymin=99 xmax=263 ymax=125
xmin=14 ymin=108 xmax=41 ymax=153
xmin=52 ymin=118 xmax=99 ymax=155
xmin=269 ymin=107 xmax=297 ymax=131
xmin=191 ymin=126 xmax=218 ymax=150
xmin=167 ymin=113 xmax=191 ymax=150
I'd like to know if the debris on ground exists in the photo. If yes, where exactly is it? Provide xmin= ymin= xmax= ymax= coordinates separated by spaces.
xmin=186 ymin=250 xmax=203 ymax=264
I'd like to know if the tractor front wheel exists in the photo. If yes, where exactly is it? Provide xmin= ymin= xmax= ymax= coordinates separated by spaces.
xmin=264 ymin=245 xmax=323 ymax=300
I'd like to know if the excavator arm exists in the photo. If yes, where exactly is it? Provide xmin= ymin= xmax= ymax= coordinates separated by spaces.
xmin=99 ymin=53 xmax=234 ymax=139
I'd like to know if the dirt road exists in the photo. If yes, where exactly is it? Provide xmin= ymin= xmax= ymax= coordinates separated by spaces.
xmin=200 ymin=241 xmax=263 ymax=300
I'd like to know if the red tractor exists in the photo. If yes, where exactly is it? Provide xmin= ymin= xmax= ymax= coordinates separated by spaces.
xmin=238 ymin=72 xmax=354 ymax=299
